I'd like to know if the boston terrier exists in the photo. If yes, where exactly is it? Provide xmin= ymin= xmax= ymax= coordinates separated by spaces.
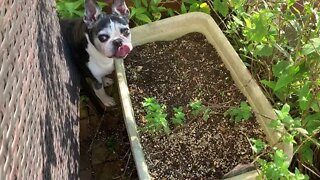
xmin=60 ymin=0 xmax=132 ymax=107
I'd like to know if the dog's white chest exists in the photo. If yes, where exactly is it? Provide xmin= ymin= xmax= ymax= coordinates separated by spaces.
xmin=87 ymin=56 xmax=114 ymax=82
xmin=85 ymin=33 xmax=114 ymax=82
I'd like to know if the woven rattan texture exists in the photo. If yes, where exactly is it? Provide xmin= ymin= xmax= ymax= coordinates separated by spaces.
xmin=0 ymin=0 xmax=79 ymax=179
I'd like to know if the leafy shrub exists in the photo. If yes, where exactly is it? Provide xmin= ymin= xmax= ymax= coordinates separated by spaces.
xmin=142 ymin=97 xmax=170 ymax=134
xmin=171 ymin=106 xmax=186 ymax=126
xmin=189 ymin=99 xmax=211 ymax=122
xmin=224 ymin=101 xmax=252 ymax=122
xmin=57 ymin=0 xmax=106 ymax=18
xmin=212 ymin=0 xmax=319 ymax=178
xmin=258 ymin=149 xmax=309 ymax=180
xmin=130 ymin=0 xmax=212 ymax=25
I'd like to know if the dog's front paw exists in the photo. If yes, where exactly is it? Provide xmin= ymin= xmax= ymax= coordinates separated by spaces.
xmin=100 ymin=95 xmax=116 ymax=107
xmin=102 ymin=77 xmax=114 ymax=87
xmin=93 ymin=84 xmax=116 ymax=107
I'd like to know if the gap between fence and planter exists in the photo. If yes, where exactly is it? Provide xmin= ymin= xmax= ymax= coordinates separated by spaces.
xmin=115 ymin=12 xmax=293 ymax=180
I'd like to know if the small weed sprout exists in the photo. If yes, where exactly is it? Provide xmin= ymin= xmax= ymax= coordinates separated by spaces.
xmin=80 ymin=95 xmax=89 ymax=103
xmin=189 ymin=99 xmax=211 ymax=122
xmin=142 ymin=97 xmax=170 ymax=134
xmin=171 ymin=106 xmax=185 ymax=126
xmin=224 ymin=101 xmax=252 ymax=123
xmin=250 ymin=138 xmax=266 ymax=154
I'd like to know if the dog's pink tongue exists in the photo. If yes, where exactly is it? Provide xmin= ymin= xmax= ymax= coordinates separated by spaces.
xmin=115 ymin=45 xmax=131 ymax=58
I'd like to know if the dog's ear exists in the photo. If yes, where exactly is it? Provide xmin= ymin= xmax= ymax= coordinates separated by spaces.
xmin=112 ymin=0 xmax=130 ymax=19
xmin=84 ymin=0 xmax=101 ymax=28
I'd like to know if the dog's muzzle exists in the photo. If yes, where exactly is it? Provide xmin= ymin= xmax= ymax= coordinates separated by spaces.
xmin=114 ymin=39 xmax=132 ymax=58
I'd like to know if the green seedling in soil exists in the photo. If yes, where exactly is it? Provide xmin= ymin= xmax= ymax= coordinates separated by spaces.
xmin=142 ymin=97 xmax=170 ymax=134
xmin=224 ymin=101 xmax=252 ymax=123
xmin=189 ymin=99 xmax=211 ymax=122
xmin=250 ymin=138 xmax=266 ymax=154
xmin=171 ymin=106 xmax=185 ymax=126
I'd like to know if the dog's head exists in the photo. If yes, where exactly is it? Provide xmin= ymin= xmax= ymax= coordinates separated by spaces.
xmin=84 ymin=0 xmax=132 ymax=58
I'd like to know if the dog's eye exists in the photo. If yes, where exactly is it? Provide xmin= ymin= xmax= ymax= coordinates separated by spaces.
xmin=121 ymin=28 xmax=130 ymax=37
xmin=98 ymin=34 xmax=109 ymax=42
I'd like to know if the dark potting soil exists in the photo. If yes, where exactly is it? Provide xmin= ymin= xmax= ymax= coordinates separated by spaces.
xmin=124 ymin=33 xmax=265 ymax=179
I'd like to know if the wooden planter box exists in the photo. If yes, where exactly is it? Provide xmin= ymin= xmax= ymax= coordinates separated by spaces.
xmin=115 ymin=12 xmax=293 ymax=179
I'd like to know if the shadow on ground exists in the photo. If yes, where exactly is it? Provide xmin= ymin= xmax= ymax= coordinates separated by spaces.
xmin=79 ymin=88 xmax=138 ymax=180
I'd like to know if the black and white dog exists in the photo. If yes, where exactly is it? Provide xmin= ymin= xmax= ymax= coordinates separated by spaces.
xmin=60 ymin=0 xmax=132 ymax=107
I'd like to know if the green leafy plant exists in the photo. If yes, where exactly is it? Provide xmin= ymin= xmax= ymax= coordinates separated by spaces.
xmin=189 ymin=99 xmax=211 ymax=121
xmin=211 ymin=0 xmax=228 ymax=17
xmin=171 ymin=106 xmax=186 ymax=126
xmin=57 ymin=0 xmax=107 ymax=18
xmin=180 ymin=0 xmax=211 ymax=15
xmin=130 ymin=0 xmax=168 ymax=25
xmin=250 ymin=138 xmax=266 ymax=154
xmin=224 ymin=101 xmax=252 ymax=123
xmin=130 ymin=0 xmax=212 ymax=25
xmin=257 ymin=149 xmax=309 ymax=180
xmin=268 ymin=104 xmax=301 ymax=144
xmin=215 ymin=0 xmax=319 ymax=177
xmin=80 ymin=95 xmax=90 ymax=103
xmin=142 ymin=97 xmax=170 ymax=134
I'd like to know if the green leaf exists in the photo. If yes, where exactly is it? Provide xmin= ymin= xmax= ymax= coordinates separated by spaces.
xmin=181 ymin=3 xmax=187 ymax=14
xmin=225 ymin=102 xmax=252 ymax=122
xmin=302 ymin=37 xmax=320 ymax=55
xmin=282 ymin=133 xmax=296 ymax=144
xmin=272 ymin=60 xmax=291 ymax=78
xmin=80 ymin=95 xmax=89 ymax=103
xmin=298 ymin=83 xmax=311 ymax=111
xmin=232 ymin=15 xmax=244 ymax=26
xmin=250 ymin=138 xmax=266 ymax=154
xmin=199 ymin=2 xmax=211 ymax=14
xmin=260 ymin=80 xmax=276 ymax=90
xmin=244 ymin=17 xmax=252 ymax=29
xmin=152 ymin=12 xmax=161 ymax=20
xmin=294 ymin=168 xmax=309 ymax=180
xmin=253 ymin=44 xmax=273 ymax=57
xmin=230 ymin=0 xmax=246 ymax=9
xmin=189 ymin=100 xmax=202 ymax=111
xmin=142 ymin=0 xmax=148 ymax=7
xmin=133 ymin=7 xmax=147 ymax=15
xmin=213 ymin=0 xmax=228 ymax=17
xmin=202 ymin=108 xmax=211 ymax=122
xmin=152 ymin=0 xmax=161 ymax=6
xmin=66 ymin=0 xmax=83 ymax=10
xmin=294 ymin=128 xmax=309 ymax=135
xmin=133 ymin=0 xmax=142 ymax=7
xmin=73 ymin=10 xmax=84 ymax=17
xmin=300 ymin=142 xmax=313 ymax=164
xmin=287 ymin=0 xmax=296 ymax=7
xmin=251 ymin=14 xmax=267 ymax=42
xmin=167 ymin=8 xmax=175 ymax=16
xmin=303 ymin=112 xmax=320 ymax=133
xmin=281 ymin=103 xmax=290 ymax=115
xmin=157 ymin=6 xmax=167 ymax=12
xmin=136 ymin=13 xmax=152 ymax=23
xmin=268 ymin=119 xmax=282 ymax=129
xmin=274 ymin=73 xmax=293 ymax=91
xmin=97 ymin=1 xmax=107 ymax=8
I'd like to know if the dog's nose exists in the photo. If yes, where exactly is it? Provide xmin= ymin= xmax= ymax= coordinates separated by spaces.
xmin=113 ymin=39 xmax=123 ymax=48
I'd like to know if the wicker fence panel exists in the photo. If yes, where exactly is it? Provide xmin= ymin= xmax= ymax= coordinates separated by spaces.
xmin=0 ymin=0 xmax=80 ymax=179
